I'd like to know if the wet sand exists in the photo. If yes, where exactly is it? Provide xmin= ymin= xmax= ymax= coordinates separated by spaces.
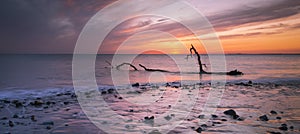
xmin=0 ymin=81 xmax=299 ymax=134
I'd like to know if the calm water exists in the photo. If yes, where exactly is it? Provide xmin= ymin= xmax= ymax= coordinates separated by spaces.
xmin=0 ymin=54 xmax=299 ymax=90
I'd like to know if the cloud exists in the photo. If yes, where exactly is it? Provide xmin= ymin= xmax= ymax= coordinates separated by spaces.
xmin=208 ymin=0 xmax=300 ymax=31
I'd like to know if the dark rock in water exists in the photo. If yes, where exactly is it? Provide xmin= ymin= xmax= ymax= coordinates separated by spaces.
xmin=281 ymin=124 xmax=287 ymax=127
xmin=63 ymin=102 xmax=69 ymax=105
xmin=221 ymin=119 xmax=227 ymax=121
xmin=2 ymin=100 xmax=10 ymax=103
xmin=46 ymin=101 xmax=51 ymax=105
xmin=41 ymin=121 xmax=54 ymax=125
xmin=248 ymin=80 xmax=252 ymax=84
xmin=1 ymin=117 xmax=8 ymax=120
xmin=132 ymin=83 xmax=139 ymax=87
xmin=270 ymin=110 xmax=277 ymax=115
xmin=224 ymin=109 xmax=240 ymax=119
xmin=31 ymin=115 xmax=37 ymax=122
xmin=268 ymin=131 xmax=281 ymax=134
xmin=129 ymin=109 xmax=134 ymax=112
xmin=259 ymin=115 xmax=269 ymax=121
xmin=164 ymin=115 xmax=171 ymax=121
xmin=195 ymin=127 xmax=203 ymax=133
xmin=227 ymin=69 xmax=243 ymax=75
xmin=211 ymin=114 xmax=218 ymax=118
xmin=224 ymin=109 xmax=237 ymax=116
xmin=212 ymin=121 xmax=222 ymax=124
xmin=12 ymin=114 xmax=18 ymax=118
xmin=149 ymin=130 xmax=161 ymax=134
xmin=101 ymin=91 xmax=107 ymax=95
xmin=276 ymin=117 xmax=282 ymax=120
xmin=198 ymin=115 xmax=205 ymax=119
xmin=46 ymin=126 xmax=52 ymax=130
xmin=12 ymin=100 xmax=23 ymax=108
xmin=200 ymin=124 xmax=208 ymax=128
xmin=278 ymin=126 xmax=288 ymax=131
xmin=107 ymin=88 xmax=115 ymax=94
xmin=118 ymin=97 xmax=123 ymax=100
xmin=30 ymin=100 xmax=44 ymax=107
xmin=290 ymin=126 xmax=294 ymax=129
xmin=144 ymin=116 xmax=154 ymax=120
xmin=8 ymin=120 xmax=14 ymax=127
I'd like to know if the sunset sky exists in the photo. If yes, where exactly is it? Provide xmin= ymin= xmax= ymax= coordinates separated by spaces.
xmin=0 ymin=0 xmax=299 ymax=54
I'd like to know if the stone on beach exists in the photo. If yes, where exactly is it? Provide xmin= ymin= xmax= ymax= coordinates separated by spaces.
xmin=223 ymin=109 xmax=240 ymax=119
xmin=259 ymin=115 xmax=269 ymax=121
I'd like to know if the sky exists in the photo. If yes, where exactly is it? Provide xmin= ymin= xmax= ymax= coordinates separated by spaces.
xmin=0 ymin=0 xmax=299 ymax=54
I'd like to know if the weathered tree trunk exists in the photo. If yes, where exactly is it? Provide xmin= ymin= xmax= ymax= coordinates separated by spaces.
xmin=139 ymin=64 xmax=169 ymax=72
xmin=116 ymin=63 xmax=138 ymax=71
xmin=190 ymin=44 xmax=207 ymax=74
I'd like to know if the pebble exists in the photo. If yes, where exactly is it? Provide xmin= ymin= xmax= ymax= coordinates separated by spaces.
xmin=211 ymin=114 xmax=218 ymax=118
xmin=198 ymin=115 xmax=205 ymax=119
xmin=259 ymin=115 xmax=269 ymax=121
xmin=195 ymin=127 xmax=203 ymax=133
xmin=276 ymin=117 xmax=282 ymax=120
xmin=8 ymin=120 xmax=14 ymax=127
xmin=132 ymin=83 xmax=139 ymax=87
xmin=270 ymin=110 xmax=277 ymax=115
xmin=223 ymin=109 xmax=240 ymax=119
xmin=41 ymin=121 xmax=54 ymax=125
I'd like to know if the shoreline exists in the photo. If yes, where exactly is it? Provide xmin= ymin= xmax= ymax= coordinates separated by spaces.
xmin=0 ymin=81 xmax=299 ymax=133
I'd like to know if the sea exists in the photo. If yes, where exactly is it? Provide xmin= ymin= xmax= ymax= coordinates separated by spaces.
xmin=0 ymin=54 xmax=299 ymax=98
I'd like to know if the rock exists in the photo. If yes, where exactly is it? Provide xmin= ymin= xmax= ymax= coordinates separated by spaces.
xmin=149 ymin=130 xmax=161 ymax=134
xmin=221 ymin=119 xmax=227 ymax=121
xmin=118 ymin=97 xmax=123 ymax=100
xmin=12 ymin=114 xmax=18 ymax=118
xmin=129 ymin=109 xmax=134 ymax=112
xmin=290 ymin=126 xmax=294 ymax=129
xmin=12 ymin=100 xmax=23 ymax=108
xmin=30 ymin=100 xmax=44 ymax=107
xmin=1 ymin=117 xmax=8 ymax=120
xmin=211 ymin=114 xmax=218 ymax=118
xmin=278 ymin=126 xmax=288 ymax=131
xmin=223 ymin=109 xmax=240 ymax=119
xmin=8 ymin=120 xmax=14 ymax=127
xmin=195 ymin=127 xmax=203 ymax=133
xmin=46 ymin=101 xmax=51 ymax=105
xmin=200 ymin=124 xmax=208 ymax=127
xmin=268 ymin=131 xmax=281 ymax=134
xmin=101 ymin=91 xmax=107 ymax=95
xmin=144 ymin=116 xmax=154 ymax=120
xmin=63 ymin=102 xmax=69 ymax=105
xmin=164 ymin=115 xmax=171 ymax=121
xmin=132 ymin=83 xmax=139 ymax=87
xmin=46 ymin=126 xmax=52 ymax=130
xmin=276 ymin=117 xmax=282 ymax=120
xmin=270 ymin=110 xmax=277 ymax=115
xmin=31 ymin=115 xmax=37 ymax=122
xmin=259 ymin=115 xmax=269 ymax=121
xmin=212 ymin=121 xmax=222 ymax=124
xmin=41 ymin=121 xmax=54 ymax=125
xmin=107 ymin=88 xmax=115 ymax=94
xmin=198 ymin=115 xmax=205 ymax=119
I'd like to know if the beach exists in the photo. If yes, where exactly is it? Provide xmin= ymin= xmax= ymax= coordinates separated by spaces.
xmin=0 ymin=80 xmax=299 ymax=134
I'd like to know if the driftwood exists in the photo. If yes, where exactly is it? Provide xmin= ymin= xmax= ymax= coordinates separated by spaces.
xmin=116 ymin=63 xmax=138 ymax=71
xmin=139 ymin=64 xmax=169 ymax=72
xmin=189 ymin=44 xmax=243 ymax=75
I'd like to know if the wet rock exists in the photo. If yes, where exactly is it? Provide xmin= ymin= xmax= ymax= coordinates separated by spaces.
xmin=118 ymin=97 xmax=123 ymax=100
xmin=46 ymin=101 xmax=51 ymax=105
xmin=164 ymin=115 xmax=171 ymax=121
xmin=268 ymin=131 xmax=281 ymax=134
xmin=259 ymin=115 xmax=269 ymax=121
xmin=200 ymin=124 xmax=208 ymax=128
xmin=12 ymin=114 xmax=18 ymax=118
xmin=2 ymin=100 xmax=10 ymax=103
xmin=1 ymin=117 xmax=8 ymax=120
xmin=149 ymin=130 xmax=161 ymax=134
xmin=289 ymin=126 xmax=294 ymax=129
xmin=46 ymin=126 xmax=52 ymax=130
xmin=198 ymin=115 xmax=205 ymax=119
xmin=144 ymin=116 xmax=154 ymax=120
xmin=211 ymin=114 xmax=218 ymax=118
xmin=212 ymin=121 xmax=222 ymax=124
xmin=221 ymin=119 xmax=227 ymax=121
xmin=41 ymin=121 xmax=54 ymax=125
xmin=270 ymin=110 xmax=277 ymax=115
xmin=101 ymin=91 xmax=107 ymax=95
xmin=30 ymin=100 xmax=44 ymax=107
xmin=223 ymin=109 xmax=240 ymax=119
xmin=195 ymin=127 xmax=203 ymax=133
xmin=107 ymin=88 xmax=115 ymax=94
xmin=31 ymin=115 xmax=37 ymax=122
xmin=278 ymin=126 xmax=288 ymax=131
xmin=129 ymin=109 xmax=134 ymax=112
xmin=132 ymin=83 xmax=139 ymax=87
xmin=63 ymin=102 xmax=69 ymax=105
xmin=12 ymin=100 xmax=23 ymax=108
xmin=8 ymin=120 xmax=14 ymax=127
xmin=276 ymin=117 xmax=282 ymax=120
